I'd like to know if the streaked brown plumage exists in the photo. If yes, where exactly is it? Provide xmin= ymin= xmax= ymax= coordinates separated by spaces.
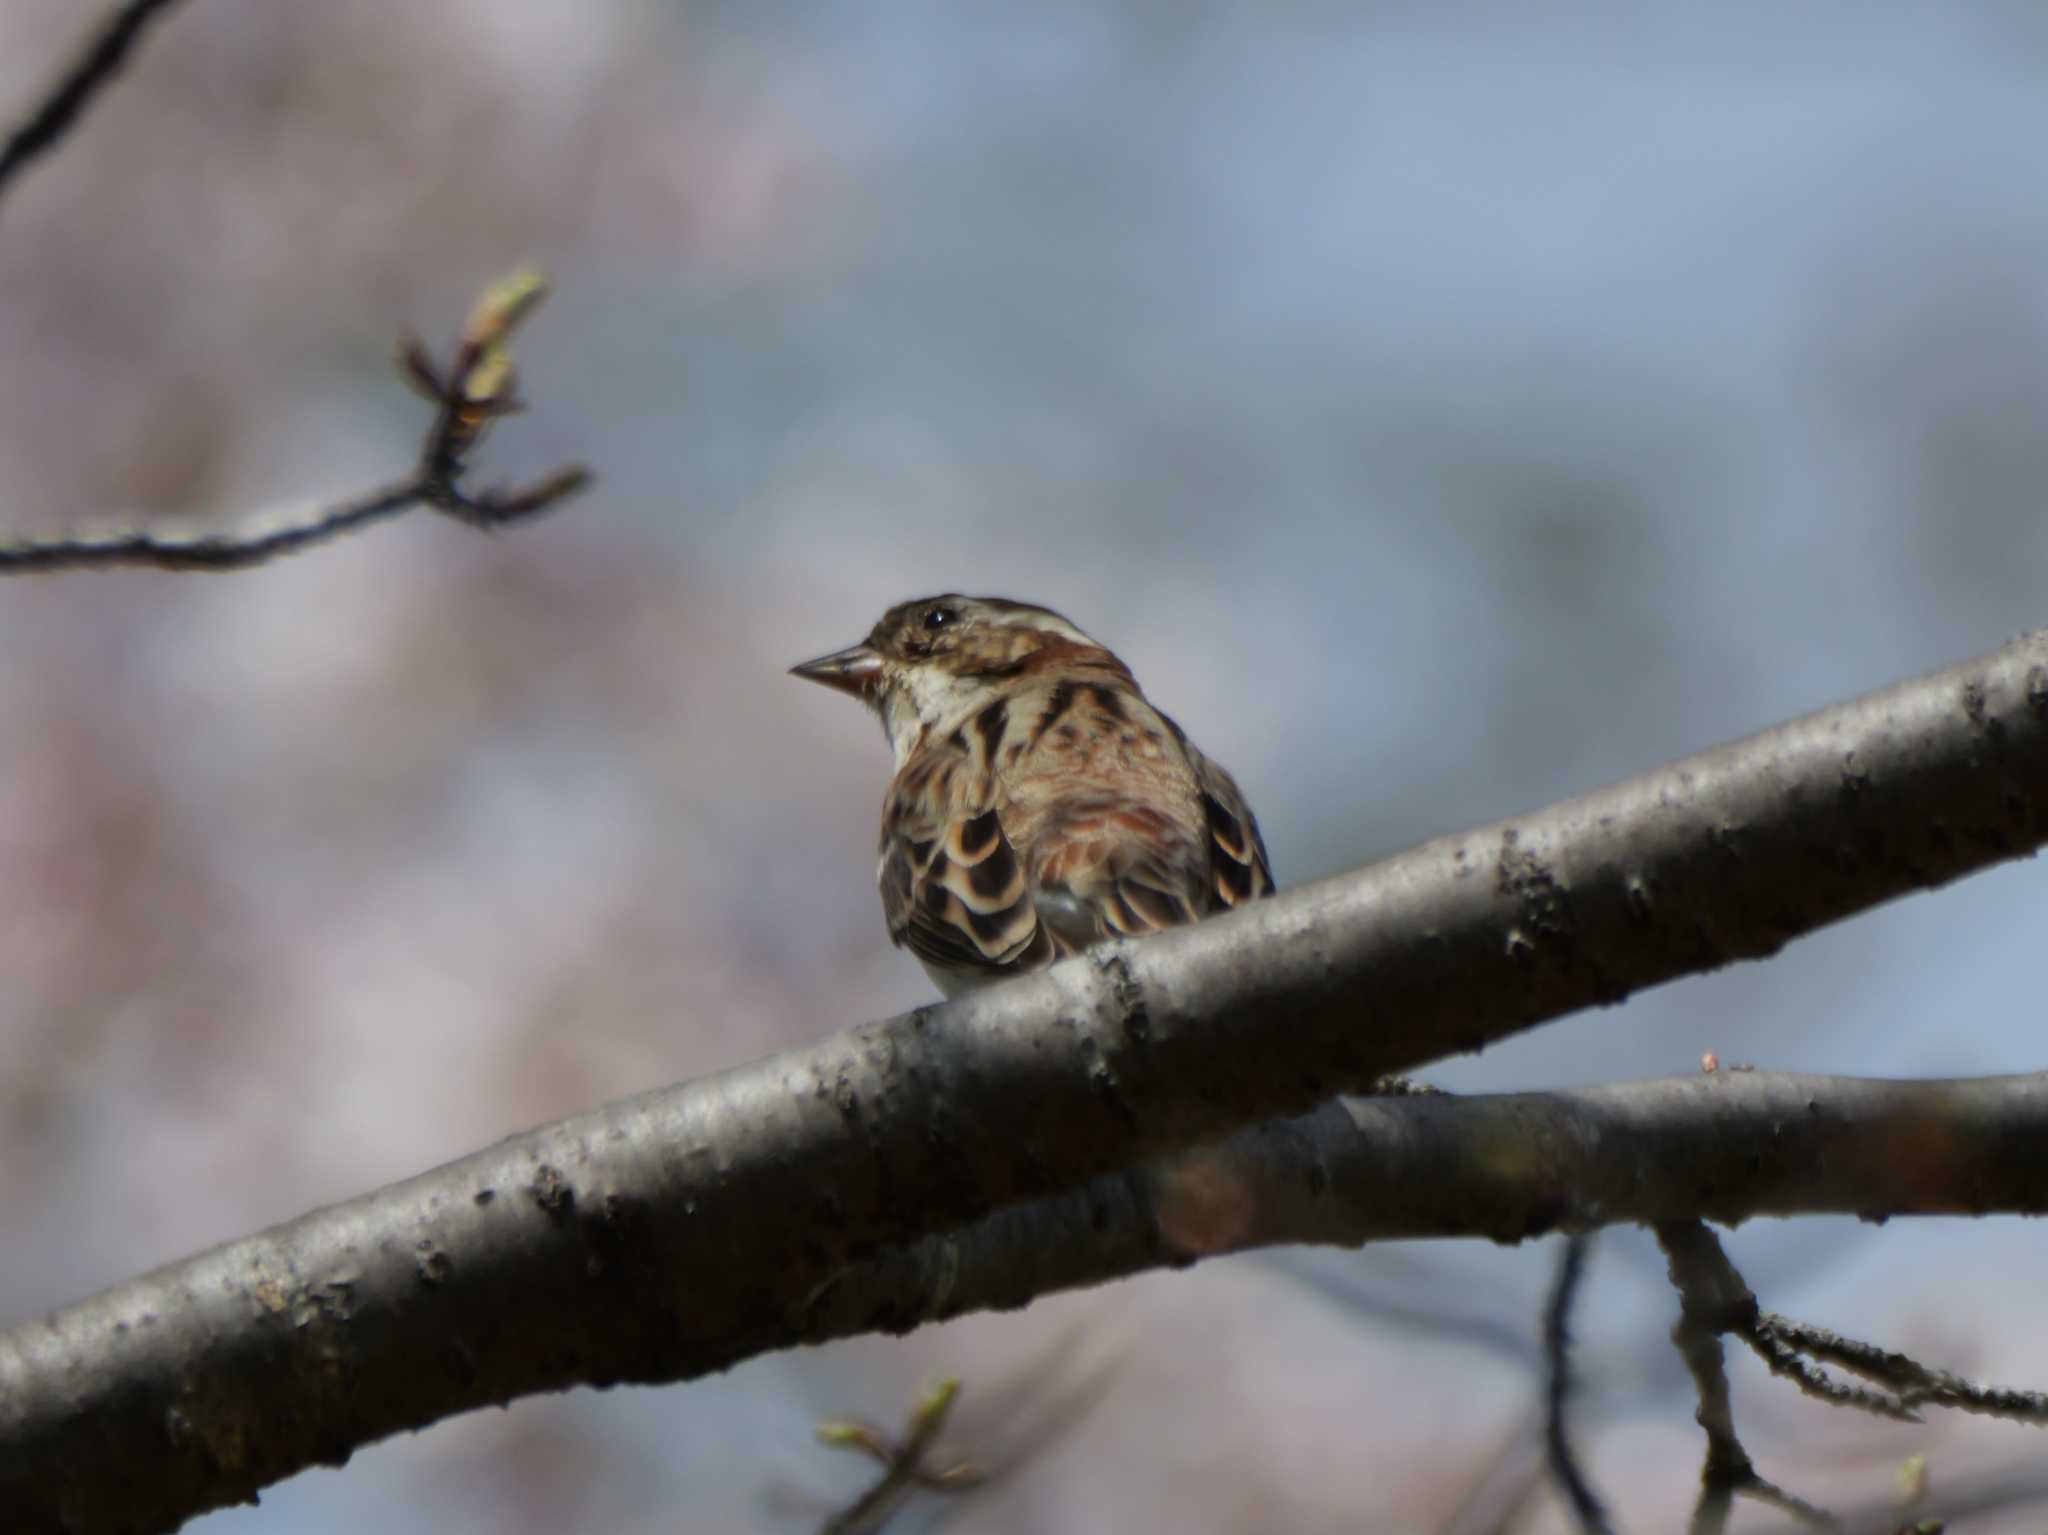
xmin=792 ymin=595 xmax=1273 ymax=996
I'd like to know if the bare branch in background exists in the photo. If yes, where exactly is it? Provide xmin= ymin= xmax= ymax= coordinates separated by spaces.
xmin=0 ymin=0 xmax=185 ymax=201
xmin=1541 ymin=1235 xmax=1613 ymax=1534
xmin=0 ymin=1 xmax=589 ymax=569
xmin=814 ymin=1379 xmax=982 ymax=1535
xmin=1432 ymin=1407 xmax=1552 ymax=1535
xmin=0 ymin=270 xmax=591 ymax=573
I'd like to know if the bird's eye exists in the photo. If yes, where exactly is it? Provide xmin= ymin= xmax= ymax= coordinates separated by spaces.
xmin=923 ymin=606 xmax=957 ymax=632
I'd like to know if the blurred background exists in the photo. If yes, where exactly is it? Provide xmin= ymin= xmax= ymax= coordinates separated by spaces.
xmin=2 ymin=2 xmax=2046 ymax=1530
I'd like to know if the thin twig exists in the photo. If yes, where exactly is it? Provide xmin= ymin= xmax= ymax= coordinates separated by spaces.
xmin=1761 ymin=1314 xmax=2048 ymax=1426
xmin=0 ymin=485 xmax=425 ymax=573
xmin=1740 ymin=1325 xmax=1918 ymax=1424
xmin=815 ymin=1379 xmax=983 ymax=1535
xmin=1542 ymin=1234 xmax=1614 ymax=1535
xmin=0 ymin=269 xmax=590 ymax=574
xmin=0 ymin=0 xmax=185 ymax=201
xmin=1753 ymin=1462 xmax=2048 ymax=1535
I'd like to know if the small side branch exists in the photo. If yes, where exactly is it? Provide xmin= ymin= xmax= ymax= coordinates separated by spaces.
xmin=0 ymin=0 xmax=185 ymax=200
xmin=1759 ymin=1314 xmax=2048 ymax=1427
xmin=1659 ymin=1218 xmax=2048 ymax=1533
xmin=1656 ymin=1221 xmax=1835 ymax=1532
xmin=1742 ymin=1322 xmax=1918 ymax=1424
xmin=0 ymin=269 xmax=590 ymax=574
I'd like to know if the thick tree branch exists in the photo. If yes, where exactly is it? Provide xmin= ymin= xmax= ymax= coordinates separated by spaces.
xmin=8 ymin=1069 xmax=2048 ymax=1532
xmin=2 ymin=632 xmax=2045 ymax=1531
xmin=826 ymin=1071 xmax=2048 ymax=1336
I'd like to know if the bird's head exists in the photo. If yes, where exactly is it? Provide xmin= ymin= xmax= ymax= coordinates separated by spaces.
xmin=791 ymin=594 xmax=1121 ymax=758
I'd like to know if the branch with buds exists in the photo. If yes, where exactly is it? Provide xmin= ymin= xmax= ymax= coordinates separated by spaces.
xmin=815 ymin=1379 xmax=982 ymax=1535
xmin=0 ymin=269 xmax=590 ymax=574
xmin=394 ymin=269 xmax=592 ymax=529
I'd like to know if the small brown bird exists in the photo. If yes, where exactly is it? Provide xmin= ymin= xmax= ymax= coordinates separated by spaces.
xmin=792 ymin=595 xmax=1274 ymax=996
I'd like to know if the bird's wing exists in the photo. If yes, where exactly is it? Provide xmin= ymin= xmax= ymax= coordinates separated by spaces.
xmin=1029 ymin=755 xmax=1273 ymax=950
xmin=878 ymin=693 xmax=1275 ymax=990
xmin=1029 ymin=797 xmax=1201 ymax=945
xmin=879 ymin=743 xmax=1054 ymax=981
xmin=1189 ymin=747 xmax=1276 ymax=912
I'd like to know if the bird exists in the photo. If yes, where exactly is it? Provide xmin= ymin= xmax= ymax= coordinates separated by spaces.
xmin=791 ymin=595 xmax=1273 ymax=997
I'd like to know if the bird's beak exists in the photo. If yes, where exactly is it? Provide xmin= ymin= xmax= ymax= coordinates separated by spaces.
xmin=789 ymin=642 xmax=884 ymax=699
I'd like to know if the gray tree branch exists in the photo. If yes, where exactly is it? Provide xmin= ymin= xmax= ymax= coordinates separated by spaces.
xmin=1 ymin=631 xmax=2045 ymax=1532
